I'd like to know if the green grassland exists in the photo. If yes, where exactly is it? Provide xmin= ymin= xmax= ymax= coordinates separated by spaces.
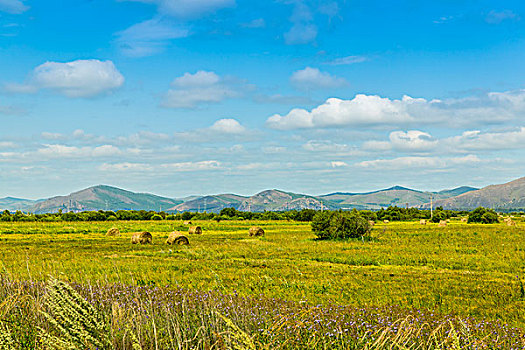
xmin=1 ymin=219 xmax=525 ymax=328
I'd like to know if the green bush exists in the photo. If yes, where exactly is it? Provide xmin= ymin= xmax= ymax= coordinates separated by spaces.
xmin=468 ymin=207 xmax=499 ymax=224
xmin=311 ymin=210 xmax=371 ymax=240
xmin=151 ymin=214 xmax=163 ymax=221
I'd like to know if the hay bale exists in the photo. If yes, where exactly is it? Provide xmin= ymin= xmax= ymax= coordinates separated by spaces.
xmin=249 ymin=226 xmax=265 ymax=237
xmin=461 ymin=217 xmax=468 ymax=223
xmin=446 ymin=219 xmax=451 ymax=223
xmin=439 ymin=220 xmax=447 ymax=227
xmin=131 ymin=231 xmax=152 ymax=244
xmin=420 ymin=219 xmax=426 ymax=225
xmin=506 ymin=220 xmax=516 ymax=226
xmin=188 ymin=226 xmax=202 ymax=235
xmin=383 ymin=220 xmax=389 ymax=223
xmin=183 ymin=220 xmax=192 ymax=225
xmin=166 ymin=231 xmax=189 ymax=245
xmin=368 ymin=220 xmax=375 ymax=227
xmin=106 ymin=227 xmax=120 ymax=236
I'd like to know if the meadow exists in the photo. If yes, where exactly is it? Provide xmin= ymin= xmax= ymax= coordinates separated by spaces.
xmin=0 ymin=219 xmax=525 ymax=348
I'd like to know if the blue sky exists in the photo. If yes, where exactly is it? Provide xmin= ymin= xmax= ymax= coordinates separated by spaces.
xmin=1 ymin=0 xmax=524 ymax=199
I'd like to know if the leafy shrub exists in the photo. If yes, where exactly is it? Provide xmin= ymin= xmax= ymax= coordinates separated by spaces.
xmin=468 ymin=207 xmax=499 ymax=224
xmin=430 ymin=210 xmax=447 ymax=223
xmin=311 ymin=210 xmax=371 ymax=240
xmin=151 ymin=214 xmax=163 ymax=221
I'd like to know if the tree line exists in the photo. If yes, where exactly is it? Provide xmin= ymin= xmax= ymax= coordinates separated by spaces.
xmin=1 ymin=206 xmax=518 ymax=223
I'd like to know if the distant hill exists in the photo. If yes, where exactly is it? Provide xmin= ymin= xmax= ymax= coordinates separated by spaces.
xmin=30 ymin=185 xmax=182 ymax=213
xmin=0 ymin=197 xmax=37 ymax=212
xmin=437 ymin=186 xmax=479 ymax=197
xmin=2 ymin=179 xmax=518 ymax=213
xmin=321 ymin=186 xmax=477 ymax=210
xmin=426 ymin=177 xmax=525 ymax=210
xmin=237 ymin=189 xmax=339 ymax=212
xmin=169 ymin=194 xmax=248 ymax=213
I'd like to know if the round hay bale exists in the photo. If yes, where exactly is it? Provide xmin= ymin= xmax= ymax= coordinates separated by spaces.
xmin=506 ymin=219 xmax=516 ymax=226
xmin=383 ymin=220 xmax=389 ymax=223
xmin=438 ymin=220 xmax=447 ymax=227
xmin=106 ymin=227 xmax=120 ymax=236
xmin=368 ymin=220 xmax=375 ymax=227
xmin=461 ymin=217 xmax=468 ymax=223
xmin=131 ymin=231 xmax=152 ymax=244
xmin=249 ymin=226 xmax=265 ymax=237
xmin=420 ymin=219 xmax=426 ymax=225
xmin=188 ymin=226 xmax=202 ymax=235
xmin=183 ymin=220 xmax=192 ymax=225
xmin=166 ymin=231 xmax=189 ymax=245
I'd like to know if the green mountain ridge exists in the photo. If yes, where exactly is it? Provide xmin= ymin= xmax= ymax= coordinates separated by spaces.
xmin=3 ymin=179 xmax=521 ymax=213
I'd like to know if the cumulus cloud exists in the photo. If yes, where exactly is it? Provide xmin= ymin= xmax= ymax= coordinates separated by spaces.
xmin=162 ymin=71 xmax=237 ymax=108
xmin=267 ymin=89 xmax=525 ymax=130
xmin=290 ymin=67 xmax=347 ymax=90
xmin=0 ymin=0 xmax=28 ymax=14
xmin=209 ymin=119 xmax=245 ymax=134
xmin=363 ymin=127 xmax=525 ymax=155
xmin=115 ymin=18 xmax=189 ymax=57
xmin=444 ymin=127 xmax=525 ymax=151
xmin=5 ymin=60 xmax=124 ymax=98
xmin=267 ymin=95 xmax=417 ymax=130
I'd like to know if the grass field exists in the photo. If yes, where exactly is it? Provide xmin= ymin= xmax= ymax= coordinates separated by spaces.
xmin=1 ymin=219 xmax=525 ymax=326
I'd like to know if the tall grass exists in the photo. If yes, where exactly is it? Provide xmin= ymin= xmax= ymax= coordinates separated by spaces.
xmin=0 ymin=276 xmax=523 ymax=349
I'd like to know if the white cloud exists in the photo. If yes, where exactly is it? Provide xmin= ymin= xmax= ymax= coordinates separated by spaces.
xmin=37 ymin=144 xmax=122 ymax=158
xmin=0 ymin=0 xmax=28 ymax=14
xmin=267 ymin=95 xmax=416 ymax=130
xmin=363 ymin=127 xmax=525 ymax=155
xmin=123 ymin=0 xmax=235 ymax=18
xmin=209 ymin=119 xmax=245 ymax=134
xmin=284 ymin=23 xmax=317 ymax=45
xmin=5 ymin=60 xmax=124 ymax=98
xmin=325 ymin=55 xmax=368 ymax=66
xmin=162 ymin=71 xmax=237 ymax=108
xmin=99 ymin=162 xmax=153 ymax=172
xmin=172 ymin=70 xmax=220 ymax=87
xmin=290 ymin=67 xmax=347 ymax=90
xmin=444 ymin=127 xmax=525 ymax=151
xmin=262 ymin=146 xmax=286 ymax=154
xmin=160 ymin=160 xmax=221 ymax=171
xmin=388 ymin=130 xmax=438 ymax=152
xmin=356 ymin=155 xmax=480 ymax=170
xmin=331 ymin=161 xmax=347 ymax=168
xmin=115 ymin=18 xmax=189 ymax=57
xmin=284 ymin=1 xmax=317 ymax=45
xmin=0 ymin=141 xmax=15 ymax=148
xmin=486 ymin=10 xmax=520 ymax=24
xmin=267 ymin=90 xmax=525 ymax=130
xmin=302 ymin=140 xmax=349 ymax=152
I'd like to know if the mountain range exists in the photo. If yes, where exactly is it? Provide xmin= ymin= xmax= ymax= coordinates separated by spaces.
xmin=1 ymin=176 xmax=524 ymax=213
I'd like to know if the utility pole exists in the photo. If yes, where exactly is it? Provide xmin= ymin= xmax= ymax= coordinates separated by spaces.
xmin=430 ymin=194 xmax=433 ymax=219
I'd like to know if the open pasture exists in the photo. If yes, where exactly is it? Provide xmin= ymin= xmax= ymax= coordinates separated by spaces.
xmin=1 ymin=219 xmax=525 ymax=329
